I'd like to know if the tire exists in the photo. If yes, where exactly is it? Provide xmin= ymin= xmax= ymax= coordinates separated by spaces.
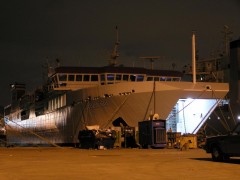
xmin=141 ymin=144 xmax=148 ymax=149
xmin=211 ymin=146 xmax=223 ymax=161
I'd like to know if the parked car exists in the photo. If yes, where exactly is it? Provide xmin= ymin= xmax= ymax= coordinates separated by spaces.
xmin=203 ymin=123 xmax=240 ymax=161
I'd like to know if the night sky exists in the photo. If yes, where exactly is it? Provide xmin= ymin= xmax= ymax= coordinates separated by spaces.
xmin=0 ymin=0 xmax=240 ymax=106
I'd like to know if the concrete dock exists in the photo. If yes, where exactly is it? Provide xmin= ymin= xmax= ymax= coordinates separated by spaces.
xmin=0 ymin=147 xmax=240 ymax=179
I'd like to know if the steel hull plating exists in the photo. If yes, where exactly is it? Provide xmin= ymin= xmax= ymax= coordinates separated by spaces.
xmin=5 ymin=81 xmax=228 ymax=146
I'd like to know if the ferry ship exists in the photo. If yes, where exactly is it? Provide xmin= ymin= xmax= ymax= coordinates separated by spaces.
xmin=3 ymin=32 xmax=229 ymax=146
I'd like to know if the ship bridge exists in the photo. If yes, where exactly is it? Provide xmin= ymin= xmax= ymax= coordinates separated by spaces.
xmin=47 ymin=66 xmax=182 ymax=91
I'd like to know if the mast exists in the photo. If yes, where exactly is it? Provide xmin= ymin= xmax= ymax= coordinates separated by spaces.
xmin=153 ymin=80 xmax=156 ymax=115
xmin=192 ymin=31 xmax=196 ymax=84
xmin=109 ymin=26 xmax=120 ymax=66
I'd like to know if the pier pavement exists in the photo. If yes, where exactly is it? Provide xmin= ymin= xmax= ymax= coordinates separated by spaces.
xmin=0 ymin=147 xmax=240 ymax=179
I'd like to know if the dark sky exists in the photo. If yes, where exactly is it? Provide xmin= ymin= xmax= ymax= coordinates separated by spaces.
xmin=0 ymin=0 xmax=240 ymax=106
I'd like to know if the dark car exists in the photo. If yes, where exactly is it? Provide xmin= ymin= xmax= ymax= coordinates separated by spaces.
xmin=203 ymin=123 xmax=240 ymax=161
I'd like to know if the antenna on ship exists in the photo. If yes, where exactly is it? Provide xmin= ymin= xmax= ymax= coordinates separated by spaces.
xmin=139 ymin=56 xmax=160 ymax=70
xmin=109 ymin=26 xmax=120 ymax=66
xmin=56 ymin=58 xmax=60 ymax=67
xmin=192 ymin=31 xmax=196 ymax=84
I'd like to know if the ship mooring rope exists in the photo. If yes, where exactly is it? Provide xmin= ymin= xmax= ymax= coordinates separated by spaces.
xmin=103 ymin=94 xmax=131 ymax=128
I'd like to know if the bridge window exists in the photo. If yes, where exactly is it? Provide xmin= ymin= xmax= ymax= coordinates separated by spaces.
xmin=123 ymin=75 xmax=129 ymax=81
xmin=76 ymin=75 xmax=82 ymax=81
xmin=137 ymin=75 xmax=144 ymax=81
xmin=58 ymin=74 xmax=67 ymax=81
xmin=91 ymin=75 xmax=98 ymax=81
xmin=107 ymin=74 xmax=114 ymax=81
xmin=166 ymin=77 xmax=172 ymax=81
xmin=101 ymin=74 xmax=105 ymax=81
xmin=160 ymin=77 xmax=166 ymax=81
xmin=154 ymin=77 xmax=159 ymax=81
xmin=84 ymin=75 xmax=90 ymax=81
xmin=68 ymin=74 xmax=75 ymax=81
xmin=116 ymin=74 xmax=122 ymax=80
xmin=130 ymin=75 xmax=136 ymax=81
xmin=147 ymin=77 xmax=153 ymax=81
xmin=173 ymin=77 xmax=181 ymax=81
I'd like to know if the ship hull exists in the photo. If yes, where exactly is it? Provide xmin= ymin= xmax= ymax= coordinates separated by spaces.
xmin=5 ymin=81 xmax=228 ymax=146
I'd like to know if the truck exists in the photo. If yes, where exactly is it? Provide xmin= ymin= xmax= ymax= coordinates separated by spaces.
xmin=203 ymin=123 xmax=240 ymax=161
xmin=138 ymin=119 xmax=167 ymax=148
